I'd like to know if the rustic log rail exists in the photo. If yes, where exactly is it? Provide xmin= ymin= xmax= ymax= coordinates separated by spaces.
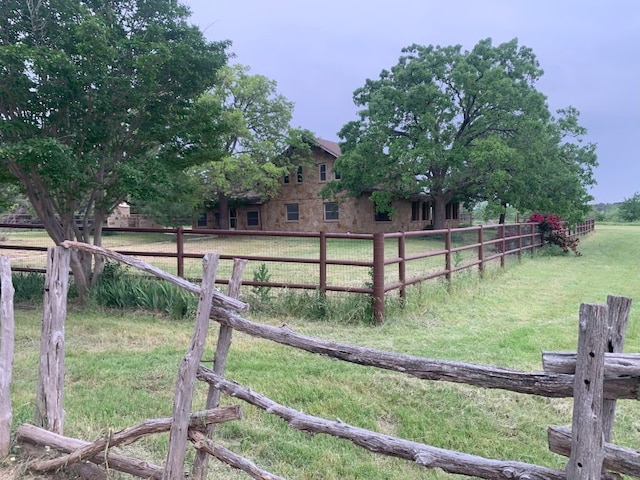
xmin=197 ymin=367 xmax=567 ymax=480
xmin=4 ymin=243 xmax=635 ymax=480
xmin=17 ymin=406 xmax=242 ymax=476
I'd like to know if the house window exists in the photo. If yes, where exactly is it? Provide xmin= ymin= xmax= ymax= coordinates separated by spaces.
xmin=283 ymin=173 xmax=290 ymax=184
xmin=446 ymin=202 xmax=459 ymax=220
xmin=422 ymin=202 xmax=431 ymax=221
xmin=246 ymin=211 xmax=259 ymax=227
xmin=411 ymin=202 xmax=420 ymax=222
xmin=196 ymin=212 xmax=207 ymax=227
xmin=324 ymin=202 xmax=339 ymax=221
xmin=296 ymin=166 xmax=303 ymax=183
xmin=319 ymin=163 xmax=327 ymax=182
xmin=333 ymin=168 xmax=341 ymax=180
xmin=286 ymin=203 xmax=299 ymax=222
xmin=374 ymin=210 xmax=391 ymax=222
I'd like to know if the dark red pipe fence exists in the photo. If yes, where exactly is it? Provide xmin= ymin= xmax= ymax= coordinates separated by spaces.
xmin=0 ymin=219 xmax=596 ymax=322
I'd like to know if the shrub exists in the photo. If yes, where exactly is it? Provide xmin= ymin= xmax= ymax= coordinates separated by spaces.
xmin=529 ymin=213 xmax=581 ymax=256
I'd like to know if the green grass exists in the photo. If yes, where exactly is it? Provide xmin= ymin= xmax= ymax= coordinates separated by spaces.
xmin=2 ymin=225 xmax=639 ymax=479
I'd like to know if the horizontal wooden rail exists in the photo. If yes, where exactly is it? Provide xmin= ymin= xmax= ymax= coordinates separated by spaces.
xmin=208 ymin=306 xmax=639 ymax=400
xmin=197 ymin=368 xmax=566 ymax=480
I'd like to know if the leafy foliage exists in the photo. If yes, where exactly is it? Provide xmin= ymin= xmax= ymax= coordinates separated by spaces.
xmin=618 ymin=192 xmax=640 ymax=222
xmin=329 ymin=38 xmax=597 ymax=229
xmin=0 ymin=0 xmax=229 ymax=297
xmin=187 ymin=64 xmax=313 ymax=228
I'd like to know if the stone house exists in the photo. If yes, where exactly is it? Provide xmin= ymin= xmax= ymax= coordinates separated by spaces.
xmin=195 ymin=138 xmax=460 ymax=233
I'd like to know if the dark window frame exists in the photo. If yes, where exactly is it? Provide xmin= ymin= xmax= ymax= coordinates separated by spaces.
xmin=319 ymin=163 xmax=327 ymax=182
xmin=286 ymin=203 xmax=299 ymax=222
xmin=246 ymin=210 xmax=259 ymax=227
xmin=374 ymin=210 xmax=391 ymax=222
xmin=324 ymin=202 xmax=339 ymax=221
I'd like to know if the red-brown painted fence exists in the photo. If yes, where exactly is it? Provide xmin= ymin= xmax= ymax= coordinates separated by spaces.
xmin=0 ymin=219 xmax=595 ymax=321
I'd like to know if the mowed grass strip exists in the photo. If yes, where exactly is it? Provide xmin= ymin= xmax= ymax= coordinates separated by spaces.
xmin=6 ymin=225 xmax=639 ymax=479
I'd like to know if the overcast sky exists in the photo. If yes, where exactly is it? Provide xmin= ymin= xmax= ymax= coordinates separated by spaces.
xmin=184 ymin=0 xmax=639 ymax=204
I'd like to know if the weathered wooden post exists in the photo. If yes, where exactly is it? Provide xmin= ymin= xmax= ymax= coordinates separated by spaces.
xmin=164 ymin=253 xmax=219 ymax=479
xmin=191 ymin=258 xmax=247 ymax=480
xmin=35 ymin=246 xmax=70 ymax=435
xmin=566 ymin=302 xmax=607 ymax=480
xmin=0 ymin=256 xmax=15 ymax=458
xmin=602 ymin=295 xmax=632 ymax=441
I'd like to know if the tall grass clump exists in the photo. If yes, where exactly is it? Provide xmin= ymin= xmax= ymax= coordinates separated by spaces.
xmin=7 ymin=272 xmax=44 ymax=302
xmin=4 ymin=271 xmax=79 ymax=303
xmin=246 ymin=289 xmax=378 ymax=325
xmin=91 ymin=260 xmax=198 ymax=319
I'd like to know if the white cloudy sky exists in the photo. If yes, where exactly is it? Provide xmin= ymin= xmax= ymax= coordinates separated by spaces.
xmin=184 ymin=0 xmax=640 ymax=204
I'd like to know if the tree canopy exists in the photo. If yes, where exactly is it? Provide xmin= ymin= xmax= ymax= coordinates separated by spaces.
xmin=618 ymin=192 xmax=640 ymax=222
xmin=329 ymin=38 xmax=597 ymax=229
xmin=0 ymin=0 xmax=229 ymax=297
xmin=186 ymin=64 xmax=312 ymax=229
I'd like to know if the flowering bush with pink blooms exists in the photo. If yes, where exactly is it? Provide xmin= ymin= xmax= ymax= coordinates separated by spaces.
xmin=529 ymin=213 xmax=581 ymax=256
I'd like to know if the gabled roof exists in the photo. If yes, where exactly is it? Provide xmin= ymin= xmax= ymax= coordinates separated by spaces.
xmin=315 ymin=138 xmax=341 ymax=158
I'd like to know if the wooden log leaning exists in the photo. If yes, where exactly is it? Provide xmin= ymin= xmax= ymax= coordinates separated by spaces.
xmin=0 ymin=256 xmax=15 ymax=459
xmin=566 ymin=303 xmax=607 ymax=479
xmin=189 ymin=430 xmax=287 ymax=480
xmin=197 ymin=367 xmax=566 ymax=480
xmin=192 ymin=257 xmax=248 ymax=480
xmin=26 ymin=406 xmax=242 ymax=473
xmin=209 ymin=306 xmax=640 ymax=400
xmin=16 ymin=423 xmax=164 ymax=479
xmin=165 ymin=254 xmax=219 ymax=480
xmin=60 ymin=241 xmax=248 ymax=313
xmin=548 ymin=426 xmax=640 ymax=478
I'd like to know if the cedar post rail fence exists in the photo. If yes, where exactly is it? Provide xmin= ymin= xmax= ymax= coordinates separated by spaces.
xmin=1 ymin=244 xmax=637 ymax=480
xmin=0 ymin=219 xmax=595 ymax=322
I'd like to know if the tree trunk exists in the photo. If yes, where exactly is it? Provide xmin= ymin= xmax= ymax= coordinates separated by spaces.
xmin=431 ymin=197 xmax=448 ymax=230
xmin=498 ymin=203 xmax=508 ymax=224
xmin=218 ymin=193 xmax=229 ymax=230
xmin=89 ymin=213 xmax=107 ymax=288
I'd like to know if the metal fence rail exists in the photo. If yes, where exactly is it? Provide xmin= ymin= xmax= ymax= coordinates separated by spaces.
xmin=0 ymin=219 xmax=596 ymax=321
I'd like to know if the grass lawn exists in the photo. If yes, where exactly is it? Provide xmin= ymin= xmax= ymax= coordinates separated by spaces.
xmin=2 ymin=224 xmax=639 ymax=479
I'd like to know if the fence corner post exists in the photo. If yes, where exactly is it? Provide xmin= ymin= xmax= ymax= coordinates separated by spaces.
xmin=0 ymin=256 xmax=15 ymax=459
xmin=566 ymin=302 xmax=607 ymax=479
xmin=35 ymin=246 xmax=70 ymax=435
xmin=372 ymin=232 xmax=385 ymax=324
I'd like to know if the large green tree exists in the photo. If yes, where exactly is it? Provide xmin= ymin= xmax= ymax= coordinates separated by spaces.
xmin=618 ymin=192 xmax=640 ymax=222
xmin=0 ymin=0 xmax=228 ymax=297
xmin=189 ymin=64 xmax=311 ymax=229
xmin=330 ymin=38 xmax=596 ymax=229
xmin=477 ymin=107 xmax=597 ymax=224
